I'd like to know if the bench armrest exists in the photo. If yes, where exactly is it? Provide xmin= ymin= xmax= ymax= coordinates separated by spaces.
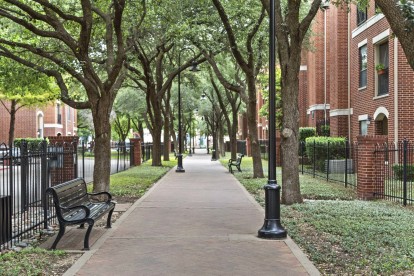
xmin=87 ymin=191 xmax=112 ymax=203
xmin=60 ymin=205 xmax=90 ymax=219
xmin=228 ymin=158 xmax=235 ymax=164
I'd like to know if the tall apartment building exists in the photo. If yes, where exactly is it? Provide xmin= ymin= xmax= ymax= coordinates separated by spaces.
xmin=300 ymin=1 xmax=414 ymax=142
xmin=0 ymin=100 xmax=77 ymax=144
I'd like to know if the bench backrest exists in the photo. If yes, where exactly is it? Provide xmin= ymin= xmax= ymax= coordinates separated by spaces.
xmin=237 ymin=154 xmax=244 ymax=163
xmin=46 ymin=178 xmax=89 ymax=219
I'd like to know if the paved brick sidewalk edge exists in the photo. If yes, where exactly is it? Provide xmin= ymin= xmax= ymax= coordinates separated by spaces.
xmin=64 ymin=166 xmax=320 ymax=276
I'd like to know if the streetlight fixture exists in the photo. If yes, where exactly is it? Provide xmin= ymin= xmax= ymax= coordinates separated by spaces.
xmin=176 ymin=48 xmax=200 ymax=173
xmin=258 ymin=0 xmax=287 ymax=239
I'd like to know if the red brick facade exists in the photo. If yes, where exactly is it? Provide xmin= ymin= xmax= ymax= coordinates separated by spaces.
xmin=298 ymin=1 xmax=414 ymax=143
xmin=0 ymin=100 xmax=77 ymax=144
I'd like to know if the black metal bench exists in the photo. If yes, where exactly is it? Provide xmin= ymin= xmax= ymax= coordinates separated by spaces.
xmin=228 ymin=154 xmax=244 ymax=174
xmin=46 ymin=178 xmax=116 ymax=250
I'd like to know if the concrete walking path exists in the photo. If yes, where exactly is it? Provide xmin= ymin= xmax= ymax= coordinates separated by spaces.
xmin=65 ymin=150 xmax=319 ymax=276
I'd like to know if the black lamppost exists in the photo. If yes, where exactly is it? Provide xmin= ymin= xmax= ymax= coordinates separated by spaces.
xmin=258 ymin=0 xmax=287 ymax=239
xmin=176 ymin=48 xmax=199 ymax=173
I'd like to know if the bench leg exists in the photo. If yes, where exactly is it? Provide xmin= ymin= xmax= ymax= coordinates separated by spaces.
xmin=83 ymin=222 xmax=94 ymax=251
xmin=51 ymin=225 xmax=65 ymax=250
xmin=237 ymin=165 xmax=242 ymax=172
xmin=106 ymin=208 xmax=115 ymax=228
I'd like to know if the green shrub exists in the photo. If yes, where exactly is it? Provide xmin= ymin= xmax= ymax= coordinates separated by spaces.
xmin=305 ymin=136 xmax=347 ymax=171
xmin=320 ymin=125 xmax=330 ymax=137
xmin=392 ymin=164 xmax=414 ymax=181
xmin=299 ymin=127 xmax=316 ymax=156
xmin=14 ymin=138 xmax=48 ymax=150
xmin=299 ymin=127 xmax=316 ymax=143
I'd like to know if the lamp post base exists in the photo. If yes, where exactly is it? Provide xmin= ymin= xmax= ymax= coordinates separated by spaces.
xmin=258 ymin=219 xmax=287 ymax=239
xmin=176 ymin=154 xmax=185 ymax=173
xmin=258 ymin=182 xmax=287 ymax=239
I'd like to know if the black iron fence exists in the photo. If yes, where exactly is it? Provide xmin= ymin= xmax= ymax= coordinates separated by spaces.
xmin=374 ymin=140 xmax=414 ymax=205
xmin=0 ymin=140 xmax=132 ymax=251
xmin=299 ymin=140 xmax=358 ymax=188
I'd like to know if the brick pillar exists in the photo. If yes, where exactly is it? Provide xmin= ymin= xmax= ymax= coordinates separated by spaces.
xmin=357 ymin=135 xmax=388 ymax=200
xmin=246 ymin=136 xmax=251 ymax=157
xmin=48 ymin=136 xmax=79 ymax=186
xmin=130 ymin=138 xmax=142 ymax=166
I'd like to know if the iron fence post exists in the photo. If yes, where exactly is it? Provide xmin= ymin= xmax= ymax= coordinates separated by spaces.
xmin=326 ymin=141 xmax=330 ymax=182
xmin=301 ymin=141 xmax=304 ymax=174
xmin=41 ymin=139 xmax=48 ymax=229
xmin=82 ymin=141 xmax=85 ymax=179
xmin=8 ymin=144 xmax=13 ymax=216
xmin=403 ymin=139 xmax=408 ymax=206
xmin=313 ymin=140 xmax=316 ymax=178
xmin=345 ymin=139 xmax=348 ymax=188
xmin=21 ymin=141 xmax=28 ymax=212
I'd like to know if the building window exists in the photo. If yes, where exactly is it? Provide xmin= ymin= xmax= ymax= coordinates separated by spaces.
xmin=357 ymin=5 xmax=367 ymax=26
xmin=359 ymin=120 xmax=368 ymax=135
xmin=67 ymin=107 xmax=71 ymax=122
xmin=359 ymin=45 xmax=367 ymax=88
xmin=376 ymin=41 xmax=389 ymax=96
xmin=56 ymin=104 xmax=61 ymax=124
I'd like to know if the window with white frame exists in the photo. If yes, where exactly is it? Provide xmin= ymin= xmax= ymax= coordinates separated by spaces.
xmin=359 ymin=44 xmax=367 ymax=88
xmin=376 ymin=41 xmax=389 ymax=96
xmin=359 ymin=120 xmax=368 ymax=135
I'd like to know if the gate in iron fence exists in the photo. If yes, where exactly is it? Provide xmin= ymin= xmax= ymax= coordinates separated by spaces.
xmin=299 ymin=140 xmax=358 ymax=188
xmin=374 ymin=140 xmax=414 ymax=206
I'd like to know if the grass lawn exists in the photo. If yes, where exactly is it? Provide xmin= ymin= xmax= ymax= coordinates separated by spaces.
xmin=220 ymin=154 xmax=414 ymax=275
xmin=0 ymin=248 xmax=81 ymax=275
xmin=85 ymin=154 xmax=176 ymax=201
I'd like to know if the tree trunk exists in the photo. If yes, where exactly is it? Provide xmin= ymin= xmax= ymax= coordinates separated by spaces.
xmin=92 ymin=103 xmax=112 ymax=193
xmin=152 ymin=126 xmax=162 ymax=166
xmin=230 ymin=108 xmax=238 ymax=159
xmin=219 ymin=122 xmax=225 ymax=157
xmin=246 ymin=77 xmax=264 ymax=178
xmin=281 ymin=66 xmax=303 ymax=205
xmin=163 ymin=113 xmax=171 ymax=161
xmin=8 ymin=100 xmax=17 ymax=147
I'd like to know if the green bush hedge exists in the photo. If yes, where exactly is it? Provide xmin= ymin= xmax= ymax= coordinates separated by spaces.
xmin=392 ymin=164 xmax=414 ymax=181
xmin=299 ymin=127 xmax=316 ymax=156
xmin=299 ymin=127 xmax=316 ymax=143
xmin=14 ymin=138 xmax=48 ymax=150
xmin=305 ymin=137 xmax=347 ymax=171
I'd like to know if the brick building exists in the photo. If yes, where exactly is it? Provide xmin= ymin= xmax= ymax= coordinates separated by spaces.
xmin=0 ymin=100 xmax=77 ymax=144
xmin=300 ymin=1 xmax=414 ymax=142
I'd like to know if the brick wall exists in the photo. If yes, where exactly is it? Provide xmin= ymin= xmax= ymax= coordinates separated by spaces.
xmin=0 ymin=101 xmax=78 ymax=144
xmin=48 ymin=135 xmax=79 ymax=186
xmin=350 ymin=0 xmax=414 ymax=142
xmin=357 ymin=135 xmax=387 ymax=199
xmin=130 ymin=138 xmax=142 ymax=166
